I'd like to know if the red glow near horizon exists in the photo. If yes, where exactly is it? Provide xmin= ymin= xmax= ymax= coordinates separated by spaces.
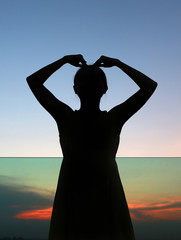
xmin=13 ymin=196 xmax=181 ymax=221
xmin=128 ymin=196 xmax=181 ymax=221
xmin=14 ymin=207 xmax=52 ymax=220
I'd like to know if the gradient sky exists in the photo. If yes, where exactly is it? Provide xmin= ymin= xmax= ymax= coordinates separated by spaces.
xmin=1 ymin=2 xmax=181 ymax=239
xmin=1 ymin=157 xmax=181 ymax=240
xmin=0 ymin=0 xmax=181 ymax=157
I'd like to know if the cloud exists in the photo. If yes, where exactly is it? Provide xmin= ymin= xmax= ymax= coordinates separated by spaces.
xmin=0 ymin=175 xmax=54 ymax=221
xmin=14 ymin=207 xmax=53 ymax=220
xmin=1 ymin=175 xmax=181 ymax=239
xmin=0 ymin=176 xmax=53 ymax=238
xmin=12 ymin=195 xmax=181 ymax=222
xmin=0 ymin=174 xmax=18 ymax=183
xmin=129 ymin=196 xmax=181 ymax=221
xmin=1 ymin=174 xmax=181 ymax=222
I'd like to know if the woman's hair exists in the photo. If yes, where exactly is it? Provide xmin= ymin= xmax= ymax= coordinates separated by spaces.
xmin=74 ymin=65 xmax=108 ymax=94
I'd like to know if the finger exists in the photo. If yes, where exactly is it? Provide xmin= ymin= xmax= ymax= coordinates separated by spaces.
xmin=70 ymin=61 xmax=82 ymax=67
xmin=80 ymin=56 xmax=87 ymax=65
xmin=75 ymin=62 xmax=82 ymax=67
xmin=77 ymin=62 xmax=86 ymax=67
xmin=95 ymin=55 xmax=106 ymax=65
xmin=100 ymin=63 xmax=106 ymax=67
xmin=93 ymin=59 xmax=102 ymax=67
xmin=81 ymin=59 xmax=87 ymax=66
xmin=77 ymin=61 xmax=86 ymax=67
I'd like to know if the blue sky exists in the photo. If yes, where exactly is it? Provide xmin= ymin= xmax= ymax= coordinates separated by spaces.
xmin=0 ymin=0 xmax=181 ymax=156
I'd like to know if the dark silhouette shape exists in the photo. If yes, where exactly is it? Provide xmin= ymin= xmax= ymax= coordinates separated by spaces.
xmin=27 ymin=55 xmax=157 ymax=240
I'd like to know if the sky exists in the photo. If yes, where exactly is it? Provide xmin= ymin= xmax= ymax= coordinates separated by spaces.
xmin=0 ymin=0 xmax=181 ymax=157
xmin=0 ymin=157 xmax=181 ymax=240
xmin=0 ymin=1 xmax=181 ymax=239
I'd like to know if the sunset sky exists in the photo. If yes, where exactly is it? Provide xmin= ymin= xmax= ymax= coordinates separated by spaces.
xmin=1 ymin=157 xmax=181 ymax=240
xmin=0 ymin=0 xmax=181 ymax=157
xmin=0 ymin=1 xmax=181 ymax=239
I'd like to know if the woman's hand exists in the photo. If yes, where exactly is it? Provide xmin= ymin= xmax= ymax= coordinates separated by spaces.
xmin=63 ymin=54 xmax=87 ymax=67
xmin=94 ymin=56 xmax=119 ymax=68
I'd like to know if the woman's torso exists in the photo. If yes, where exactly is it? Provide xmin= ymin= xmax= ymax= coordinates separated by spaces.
xmin=56 ymin=110 xmax=122 ymax=162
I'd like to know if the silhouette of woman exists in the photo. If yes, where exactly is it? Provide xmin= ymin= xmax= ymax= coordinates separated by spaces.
xmin=27 ymin=55 xmax=157 ymax=240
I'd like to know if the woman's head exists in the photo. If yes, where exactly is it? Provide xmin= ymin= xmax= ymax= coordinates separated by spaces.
xmin=73 ymin=65 xmax=108 ymax=99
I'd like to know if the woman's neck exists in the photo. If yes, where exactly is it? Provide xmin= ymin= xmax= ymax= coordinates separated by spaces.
xmin=79 ymin=99 xmax=101 ymax=112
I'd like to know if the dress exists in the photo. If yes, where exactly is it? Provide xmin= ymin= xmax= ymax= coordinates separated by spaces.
xmin=48 ymin=109 xmax=135 ymax=240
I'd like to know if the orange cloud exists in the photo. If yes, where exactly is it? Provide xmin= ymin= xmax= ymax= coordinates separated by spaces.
xmin=13 ymin=196 xmax=181 ymax=221
xmin=129 ymin=196 xmax=181 ymax=221
xmin=14 ymin=207 xmax=52 ymax=220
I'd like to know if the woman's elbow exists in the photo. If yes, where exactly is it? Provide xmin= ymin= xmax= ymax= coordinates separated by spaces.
xmin=26 ymin=75 xmax=38 ymax=86
xmin=26 ymin=76 xmax=30 ymax=83
xmin=153 ymin=81 xmax=158 ymax=91
xmin=26 ymin=76 xmax=34 ymax=88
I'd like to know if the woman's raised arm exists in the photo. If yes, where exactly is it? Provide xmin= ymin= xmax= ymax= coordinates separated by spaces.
xmin=27 ymin=55 xmax=86 ymax=120
xmin=27 ymin=54 xmax=86 ymax=85
xmin=95 ymin=56 xmax=158 ymax=124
